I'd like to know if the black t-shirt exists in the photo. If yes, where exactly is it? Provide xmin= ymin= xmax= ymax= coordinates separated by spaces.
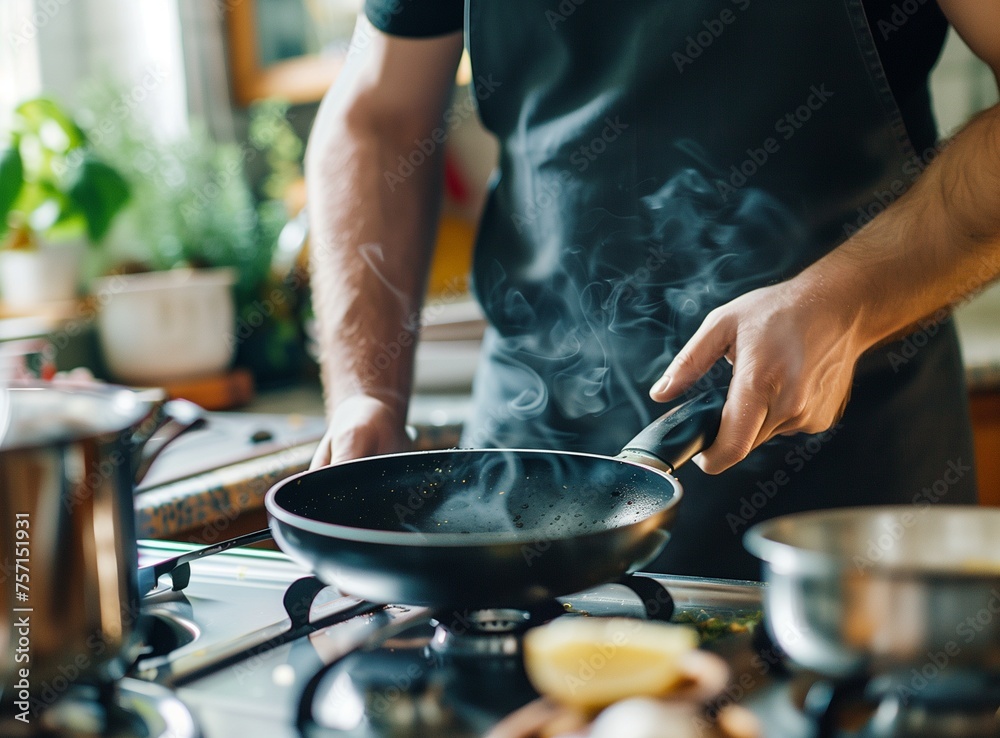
xmin=363 ymin=0 xmax=947 ymax=153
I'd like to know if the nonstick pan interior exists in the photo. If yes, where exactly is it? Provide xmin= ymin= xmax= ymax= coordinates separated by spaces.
xmin=266 ymin=449 xmax=681 ymax=606
xmin=271 ymin=448 xmax=677 ymax=543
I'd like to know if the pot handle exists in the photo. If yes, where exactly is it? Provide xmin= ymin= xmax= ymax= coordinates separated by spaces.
xmin=137 ymin=528 xmax=273 ymax=595
xmin=618 ymin=384 xmax=728 ymax=472
xmin=131 ymin=398 xmax=206 ymax=484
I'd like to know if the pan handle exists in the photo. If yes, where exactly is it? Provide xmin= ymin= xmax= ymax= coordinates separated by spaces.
xmin=618 ymin=384 xmax=728 ymax=472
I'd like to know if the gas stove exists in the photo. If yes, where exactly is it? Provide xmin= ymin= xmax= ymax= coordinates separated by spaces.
xmin=64 ymin=541 xmax=767 ymax=738
xmin=7 ymin=541 xmax=1000 ymax=737
xmin=129 ymin=541 xmax=766 ymax=738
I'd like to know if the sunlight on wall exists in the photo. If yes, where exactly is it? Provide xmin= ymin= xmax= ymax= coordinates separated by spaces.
xmin=0 ymin=0 xmax=43 ymax=126
xmin=1 ymin=0 xmax=190 ymax=141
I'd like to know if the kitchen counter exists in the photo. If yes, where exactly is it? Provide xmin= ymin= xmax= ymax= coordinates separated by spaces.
xmin=133 ymin=387 xmax=468 ymax=540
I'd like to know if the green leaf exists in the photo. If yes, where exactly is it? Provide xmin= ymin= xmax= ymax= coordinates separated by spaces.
xmin=44 ymin=210 xmax=88 ymax=242
xmin=0 ymin=146 xmax=24 ymax=236
xmin=14 ymin=98 xmax=86 ymax=151
xmin=64 ymin=153 xmax=131 ymax=242
xmin=16 ymin=179 xmax=56 ymax=218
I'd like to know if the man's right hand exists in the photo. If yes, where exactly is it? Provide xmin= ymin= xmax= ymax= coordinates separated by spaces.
xmin=310 ymin=395 xmax=411 ymax=469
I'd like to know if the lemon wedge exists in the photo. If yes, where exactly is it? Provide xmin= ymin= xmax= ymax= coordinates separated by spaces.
xmin=523 ymin=617 xmax=699 ymax=710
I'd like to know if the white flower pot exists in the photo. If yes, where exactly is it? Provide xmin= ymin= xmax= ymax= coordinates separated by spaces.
xmin=0 ymin=241 xmax=85 ymax=309
xmin=94 ymin=268 xmax=237 ymax=385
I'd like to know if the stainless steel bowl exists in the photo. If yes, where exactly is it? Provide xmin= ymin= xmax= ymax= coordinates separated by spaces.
xmin=745 ymin=506 xmax=1000 ymax=677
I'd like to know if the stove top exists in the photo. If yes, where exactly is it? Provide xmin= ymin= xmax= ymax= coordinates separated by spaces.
xmin=128 ymin=541 xmax=768 ymax=738
xmin=12 ymin=541 xmax=998 ymax=737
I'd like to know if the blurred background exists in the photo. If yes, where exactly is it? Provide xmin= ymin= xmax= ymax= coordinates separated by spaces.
xmin=0 ymin=0 xmax=496 ymax=406
xmin=0 ymin=1 xmax=999 ymax=493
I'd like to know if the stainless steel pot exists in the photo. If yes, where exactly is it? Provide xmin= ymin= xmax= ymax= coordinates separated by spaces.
xmin=745 ymin=505 xmax=1000 ymax=678
xmin=0 ymin=383 xmax=202 ymax=695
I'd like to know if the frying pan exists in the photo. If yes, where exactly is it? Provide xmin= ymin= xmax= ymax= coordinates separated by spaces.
xmin=263 ymin=386 xmax=726 ymax=609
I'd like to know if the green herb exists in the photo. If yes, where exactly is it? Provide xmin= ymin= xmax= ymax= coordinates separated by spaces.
xmin=673 ymin=609 xmax=763 ymax=643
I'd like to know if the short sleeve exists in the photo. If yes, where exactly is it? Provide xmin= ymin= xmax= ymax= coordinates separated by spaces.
xmin=364 ymin=0 xmax=464 ymax=38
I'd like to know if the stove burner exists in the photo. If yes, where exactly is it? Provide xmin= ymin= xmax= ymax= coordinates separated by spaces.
xmin=295 ymin=574 xmax=679 ymax=736
xmin=303 ymin=617 xmax=538 ymax=738
xmin=138 ymin=609 xmax=200 ymax=661
xmin=430 ymin=605 xmax=561 ymax=659
xmin=457 ymin=609 xmax=531 ymax=634
xmin=431 ymin=609 xmax=528 ymax=659
xmin=803 ymin=675 xmax=874 ymax=738
xmin=798 ymin=670 xmax=1000 ymax=738
xmin=0 ymin=679 xmax=199 ymax=738
xmin=864 ymin=671 xmax=1000 ymax=738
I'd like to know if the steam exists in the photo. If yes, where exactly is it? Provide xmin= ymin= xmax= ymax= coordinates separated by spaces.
xmin=468 ymin=165 xmax=806 ymax=451
xmin=389 ymin=450 xmax=655 ymax=538
xmin=281 ymin=167 xmax=811 ymax=546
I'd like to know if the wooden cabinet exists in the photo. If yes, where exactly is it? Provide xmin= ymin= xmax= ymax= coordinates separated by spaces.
xmin=971 ymin=391 xmax=1000 ymax=506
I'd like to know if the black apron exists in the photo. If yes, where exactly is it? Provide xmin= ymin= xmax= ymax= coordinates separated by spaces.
xmin=460 ymin=0 xmax=977 ymax=579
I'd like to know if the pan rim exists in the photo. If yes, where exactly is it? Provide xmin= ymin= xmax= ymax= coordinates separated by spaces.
xmin=264 ymin=447 xmax=683 ymax=547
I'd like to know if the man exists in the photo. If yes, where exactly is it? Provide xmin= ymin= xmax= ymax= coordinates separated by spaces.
xmin=306 ymin=0 xmax=1000 ymax=579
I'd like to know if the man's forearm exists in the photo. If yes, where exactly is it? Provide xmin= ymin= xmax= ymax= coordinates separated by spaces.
xmin=306 ymin=95 xmax=446 ymax=421
xmin=798 ymin=103 xmax=1000 ymax=350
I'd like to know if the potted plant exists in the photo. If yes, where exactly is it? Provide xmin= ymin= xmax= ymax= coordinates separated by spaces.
xmin=72 ymin=83 xmax=308 ymax=386
xmin=0 ymin=97 xmax=130 ymax=309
